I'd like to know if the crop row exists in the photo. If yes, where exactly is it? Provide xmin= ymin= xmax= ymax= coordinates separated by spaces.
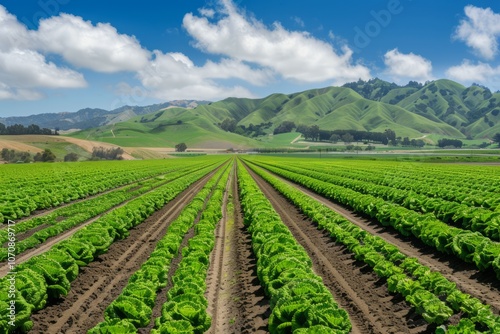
xmin=152 ymin=162 xmax=231 ymax=333
xmin=0 ymin=158 xmax=222 ymax=223
xmin=253 ymin=160 xmax=500 ymax=241
xmin=245 ymin=161 xmax=500 ymax=333
xmin=0 ymin=161 xmax=225 ymax=333
xmin=89 ymin=161 xmax=231 ymax=333
xmin=237 ymin=161 xmax=351 ymax=333
xmin=246 ymin=159 xmax=500 ymax=281
xmin=276 ymin=159 xmax=500 ymax=209
xmin=0 ymin=163 xmax=211 ymax=262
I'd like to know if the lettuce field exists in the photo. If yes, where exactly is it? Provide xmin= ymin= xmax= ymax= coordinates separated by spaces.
xmin=0 ymin=156 xmax=499 ymax=333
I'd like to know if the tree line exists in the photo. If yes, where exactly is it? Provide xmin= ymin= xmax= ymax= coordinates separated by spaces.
xmin=0 ymin=123 xmax=57 ymax=135
xmin=0 ymin=146 xmax=127 ymax=163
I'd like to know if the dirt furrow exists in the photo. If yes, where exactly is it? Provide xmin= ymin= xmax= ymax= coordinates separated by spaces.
xmin=247 ymin=165 xmax=432 ymax=334
xmin=205 ymin=166 xmax=231 ymax=332
xmin=29 ymin=171 xmax=216 ymax=334
xmin=261 ymin=167 xmax=500 ymax=313
xmin=221 ymin=165 xmax=270 ymax=333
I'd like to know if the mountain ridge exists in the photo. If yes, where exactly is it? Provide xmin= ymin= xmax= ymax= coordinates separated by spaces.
xmin=4 ymin=79 xmax=500 ymax=150
xmin=0 ymin=100 xmax=210 ymax=130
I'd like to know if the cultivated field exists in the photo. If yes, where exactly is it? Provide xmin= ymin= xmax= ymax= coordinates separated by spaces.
xmin=0 ymin=156 xmax=499 ymax=333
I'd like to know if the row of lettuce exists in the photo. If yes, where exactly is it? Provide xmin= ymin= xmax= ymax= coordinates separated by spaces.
xmin=0 ymin=162 xmax=217 ymax=262
xmin=253 ymin=160 xmax=500 ymax=241
xmin=246 ymin=159 xmax=500 ymax=281
xmin=0 ymin=158 xmax=223 ymax=223
xmin=88 ymin=160 xmax=353 ymax=333
xmin=309 ymin=160 xmax=500 ymax=209
xmin=244 ymin=159 xmax=500 ymax=333
xmin=237 ymin=161 xmax=352 ymax=333
xmin=0 ymin=159 xmax=226 ymax=333
xmin=88 ymin=160 xmax=231 ymax=333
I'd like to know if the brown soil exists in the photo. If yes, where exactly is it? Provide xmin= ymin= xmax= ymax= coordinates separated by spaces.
xmin=29 ymin=171 xmax=216 ymax=334
xmin=245 ymin=164 xmax=433 ymax=334
xmin=262 ymin=168 xmax=500 ymax=314
xmin=0 ymin=139 xmax=43 ymax=153
xmin=205 ymin=164 xmax=270 ymax=334
xmin=1 ymin=224 xmax=50 ymax=247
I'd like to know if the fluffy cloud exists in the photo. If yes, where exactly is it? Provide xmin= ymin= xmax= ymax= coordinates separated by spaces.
xmin=0 ymin=6 xmax=86 ymax=100
xmin=182 ymin=0 xmax=370 ymax=84
xmin=384 ymin=49 xmax=433 ymax=83
xmin=0 ymin=49 xmax=85 ymax=88
xmin=0 ymin=6 xmax=31 ymax=50
xmin=137 ymin=51 xmax=267 ymax=100
xmin=446 ymin=60 xmax=500 ymax=82
xmin=36 ymin=14 xmax=151 ymax=72
xmin=455 ymin=6 xmax=500 ymax=60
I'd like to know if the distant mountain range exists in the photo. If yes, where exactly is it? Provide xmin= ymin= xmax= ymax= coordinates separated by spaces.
xmin=4 ymin=79 xmax=500 ymax=149
xmin=0 ymin=100 xmax=209 ymax=131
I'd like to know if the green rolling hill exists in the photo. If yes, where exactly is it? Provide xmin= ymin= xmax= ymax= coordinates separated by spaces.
xmin=70 ymin=79 xmax=500 ymax=149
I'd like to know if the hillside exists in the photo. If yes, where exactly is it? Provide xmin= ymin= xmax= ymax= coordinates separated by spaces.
xmin=71 ymin=108 xmax=266 ymax=149
xmin=4 ymin=79 xmax=489 ymax=149
xmin=73 ymin=83 xmax=491 ymax=149
xmin=0 ymin=100 xmax=209 ymax=131
xmin=345 ymin=79 xmax=500 ymax=138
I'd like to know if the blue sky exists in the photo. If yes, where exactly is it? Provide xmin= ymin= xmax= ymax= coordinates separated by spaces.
xmin=0 ymin=0 xmax=499 ymax=116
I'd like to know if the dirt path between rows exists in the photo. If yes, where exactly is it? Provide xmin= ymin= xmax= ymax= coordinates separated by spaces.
xmin=246 ymin=164 xmax=432 ymax=334
xmin=29 ymin=170 xmax=217 ymax=334
xmin=205 ymin=164 xmax=233 ymax=333
xmin=256 ymin=166 xmax=500 ymax=314
xmin=205 ymin=164 xmax=270 ymax=333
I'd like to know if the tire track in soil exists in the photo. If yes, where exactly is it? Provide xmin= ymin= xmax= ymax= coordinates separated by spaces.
xmin=258 ymin=166 xmax=500 ymax=314
xmin=29 ymin=170 xmax=218 ymax=334
xmin=246 ymin=164 xmax=432 ymax=334
xmin=207 ymin=164 xmax=270 ymax=334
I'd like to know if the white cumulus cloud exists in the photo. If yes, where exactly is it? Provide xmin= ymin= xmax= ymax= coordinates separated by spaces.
xmin=36 ymin=14 xmax=151 ymax=73
xmin=182 ymin=0 xmax=370 ymax=84
xmin=137 ymin=51 xmax=268 ymax=100
xmin=0 ymin=49 xmax=86 ymax=89
xmin=0 ymin=5 xmax=86 ymax=100
xmin=455 ymin=5 xmax=500 ymax=60
xmin=384 ymin=49 xmax=433 ymax=83
xmin=446 ymin=60 xmax=500 ymax=83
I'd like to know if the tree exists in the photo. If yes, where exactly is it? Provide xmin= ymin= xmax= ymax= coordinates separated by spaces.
xmin=41 ymin=149 xmax=56 ymax=162
xmin=64 ymin=153 xmax=79 ymax=162
xmin=34 ymin=149 xmax=56 ymax=162
xmin=437 ymin=138 xmax=463 ymax=148
xmin=384 ymin=129 xmax=396 ymax=142
xmin=90 ymin=147 xmax=124 ymax=160
xmin=493 ymin=133 xmax=500 ymax=147
xmin=329 ymin=134 xmax=340 ymax=143
xmin=273 ymin=121 xmax=296 ymax=135
xmin=309 ymin=125 xmax=320 ymax=141
xmin=220 ymin=118 xmax=237 ymax=132
xmin=342 ymin=133 xmax=354 ymax=144
xmin=175 ymin=143 xmax=187 ymax=152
